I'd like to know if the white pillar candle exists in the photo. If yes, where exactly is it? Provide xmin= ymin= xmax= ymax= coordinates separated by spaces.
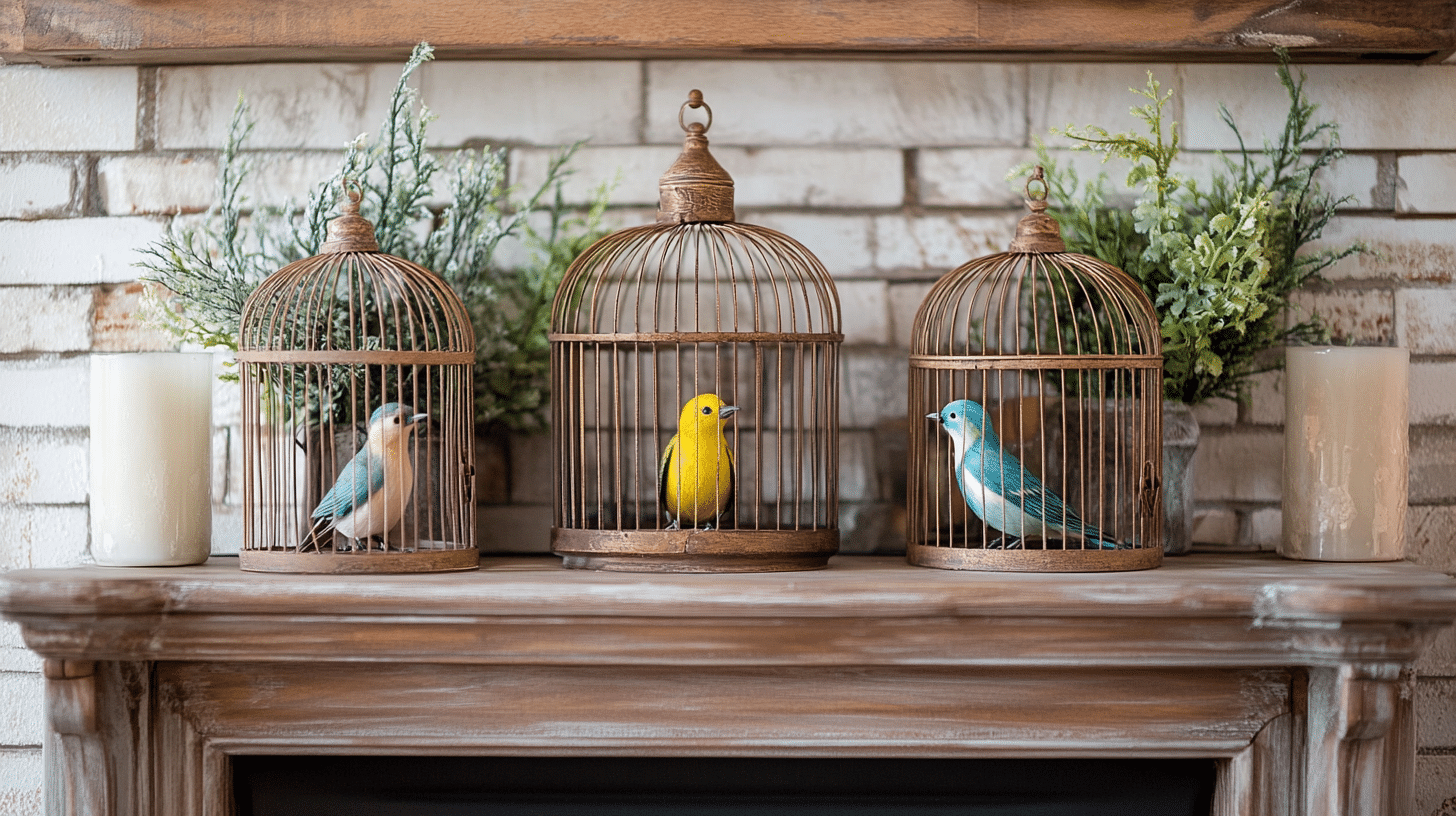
xmin=1281 ymin=346 xmax=1408 ymax=562
xmin=90 ymin=352 xmax=214 ymax=566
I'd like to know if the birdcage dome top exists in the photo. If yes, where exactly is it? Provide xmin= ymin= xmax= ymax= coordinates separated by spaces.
xmin=911 ymin=168 xmax=1160 ymax=361
xmin=550 ymin=91 xmax=841 ymax=342
xmin=237 ymin=191 xmax=474 ymax=360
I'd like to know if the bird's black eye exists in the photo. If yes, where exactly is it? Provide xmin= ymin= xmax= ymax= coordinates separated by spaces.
xmin=393 ymin=416 xmax=400 ymax=424
xmin=702 ymin=406 xmax=712 ymax=415
xmin=949 ymin=412 xmax=957 ymax=420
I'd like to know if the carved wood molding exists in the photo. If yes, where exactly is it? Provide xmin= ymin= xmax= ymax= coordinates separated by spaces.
xmin=7 ymin=555 xmax=1456 ymax=815
xmin=1 ymin=0 xmax=1452 ymax=66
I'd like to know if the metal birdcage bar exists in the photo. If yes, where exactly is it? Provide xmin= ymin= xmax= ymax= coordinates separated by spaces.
xmin=235 ymin=189 xmax=478 ymax=573
xmin=907 ymin=168 xmax=1163 ymax=572
xmin=549 ymin=91 xmax=842 ymax=573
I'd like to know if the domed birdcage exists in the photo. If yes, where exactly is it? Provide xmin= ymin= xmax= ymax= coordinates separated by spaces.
xmin=549 ymin=90 xmax=842 ymax=573
xmin=235 ymin=188 xmax=478 ymax=574
xmin=908 ymin=167 xmax=1163 ymax=572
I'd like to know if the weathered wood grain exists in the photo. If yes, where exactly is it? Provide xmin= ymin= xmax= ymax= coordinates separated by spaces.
xmin=5 ymin=554 xmax=1456 ymax=623
xmin=2 ymin=0 xmax=1451 ymax=65
xmin=2 ymin=554 xmax=1453 ymax=816
xmin=160 ymin=662 xmax=1292 ymax=757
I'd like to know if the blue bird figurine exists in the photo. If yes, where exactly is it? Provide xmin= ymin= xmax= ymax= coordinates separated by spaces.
xmin=928 ymin=399 xmax=1121 ymax=550
xmin=303 ymin=402 xmax=429 ymax=552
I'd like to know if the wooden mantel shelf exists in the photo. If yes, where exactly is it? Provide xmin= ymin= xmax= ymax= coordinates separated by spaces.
xmin=5 ymin=554 xmax=1456 ymax=815
xmin=1 ymin=1 xmax=1452 ymax=66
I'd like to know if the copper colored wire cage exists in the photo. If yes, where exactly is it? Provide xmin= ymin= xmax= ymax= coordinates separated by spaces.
xmin=907 ymin=168 xmax=1163 ymax=572
xmin=549 ymin=91 xmax=842 ymax=573
xmin=235 ymin=191 xmax=478 ymax=573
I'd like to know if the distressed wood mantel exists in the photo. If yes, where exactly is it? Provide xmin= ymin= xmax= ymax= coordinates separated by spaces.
xmin=4 ymin=553 xmax=1456 ymax=815
xmin=1 ymin=0 xmax=1452 ymax=66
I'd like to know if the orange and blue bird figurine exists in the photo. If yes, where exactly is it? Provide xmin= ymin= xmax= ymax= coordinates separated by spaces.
xmin=659 ymin=393 xmax=739 ymax=530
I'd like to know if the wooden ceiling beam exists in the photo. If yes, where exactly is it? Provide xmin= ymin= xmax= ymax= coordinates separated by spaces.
xmin=3 ymin=0 xmax=1452 ymax=66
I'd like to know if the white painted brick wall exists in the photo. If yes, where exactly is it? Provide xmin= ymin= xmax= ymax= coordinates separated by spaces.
xmin=873 ymin=213 xmax=1019 ymax=273
xmin=0 ymin=749 xmax=43 ymax=816
xmin=1030 ymin=63 xmax=1184 ymax=148
xmin=0 ymin=159 xmax=77 ymax=219
xmin=1290 ymin=288 xmax=1395 ymax=345
xmin=0 ymin=672 xmax=42 ymax=747
xmin=1413 ymin=361 xmax=1456 ymax=424
xmin=837 ymin=430 xmax=876 ymax=502
xmin=835 ymin=280 xmax=891 ymax=345
xmin=0 ymin=357 xmax=89 ymax=427
xmin=514 ymin=145 xmax=904 ymax=208
xmin=646 ymin=62 xmax=1026 ymax=147
xmin=0 ymin=428 xmax=87 ymax=504
xmin=1247 ymin=507 xmax=1282 ymax=550
xmin=748 ymin=213 xmax=874 ymax=277
xmin=157 ymin=63 xmax=402 ymax=150
xmin=99 ymin=155 xmax=217 ymax=215
xmin=1184 ymin=64 xmax=1456 ymax=151
xmin=1399 ymin=289 xmax=1456 ymax=355
xmin=1412 ymin=429 xmax=1456 ymax=504
xmin=840 ymin=348 xmax=908 ymax=429
xmin=1246 ymin=370 xmax=1282 ymax=426
xmin=1418 ymin=756 xmax=1456 ymax=816
xmin=422 ymin=61 xmax=643 ymax=146
xmin=1398 ymin=153 xmax=1456 ymax=214
xmin=0 ymin=505 xmax=89 ymax=571
xmin=0 ymin=217 xmax=167 ymax=285
xmin=0 ymin=287 xmax=93 ymax=353
xmin=1193 ymin=430 xmax=1282 ymax=503
xmin=0 ymin=65 xmax=138 ymax=151
xmin=0 ymin=623 xmax=41 ymax=673
xmin=1312 ymin=215 xmax=1456 ymax=283
xmin=1409 ymin=506 xmax=1456 ymax=573
xmin=92 ymin=282 xmax=177 ymax=352
xmin=1193 ymin=398 xmax=1238 ymax=427
xmin=886 ymin=281 xmax=935 ymax=348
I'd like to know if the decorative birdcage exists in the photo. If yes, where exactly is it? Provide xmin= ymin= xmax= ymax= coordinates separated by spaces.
xmin=549 ymin=90 xmax=842 ymax=573
xmin=907 ymin=167 xmax=1163 ymax=572
xmin=235 ymin=189 xmax=478 ymax=573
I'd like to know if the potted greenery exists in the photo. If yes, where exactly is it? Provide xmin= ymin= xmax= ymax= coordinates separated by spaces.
xmin=1024 ymin=51 xmax=1361 ymax=553
xmin=138 ymin=43 xmax=611 ymax=504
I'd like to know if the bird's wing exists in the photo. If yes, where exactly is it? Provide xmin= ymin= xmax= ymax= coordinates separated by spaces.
xmin=657 ymin=433 xmax=679 ymax=512
xmin=987 ymin=446 xmax=1114 ymax=545
xmin=720 ymin=440 xmax=735 ymax=519
xmin=970 ymin=444 xmax=1065 ymax=525
xmin=311 ymin=446 xmax=385 ymax=520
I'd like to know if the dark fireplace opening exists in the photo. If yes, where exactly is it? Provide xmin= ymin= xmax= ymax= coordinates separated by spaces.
xmin=233 ymin=755 xmax=1217 ymax=815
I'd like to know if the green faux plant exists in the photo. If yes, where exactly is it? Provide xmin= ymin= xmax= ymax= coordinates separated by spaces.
xmin=1023 ymin=51 xmax=1361 ymax=405
xmin=138 ymin=43 xmax=611 ymax=433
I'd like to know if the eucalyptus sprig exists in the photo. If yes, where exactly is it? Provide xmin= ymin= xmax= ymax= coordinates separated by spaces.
xmin=137 ymin=96 xmax=272 ymax=362
xmin=138 ymin=42 xmax=610 ymax=431
xmin=1022 ymin=50 xmax=1360 ymax=405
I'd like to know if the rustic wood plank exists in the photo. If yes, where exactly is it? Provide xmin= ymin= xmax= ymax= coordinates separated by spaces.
xmin=6 ymin=554 xmax=1455 ymax=816
xmin=8 ymin=611 xmax=1446 ymax=669
xmin=2 ymin=0 xmax=1451 ymax=65
xmin=159 ymin=661 xmax=1291 ymax=758
xmin=6 ymin=554 xmax=1456 ymax=623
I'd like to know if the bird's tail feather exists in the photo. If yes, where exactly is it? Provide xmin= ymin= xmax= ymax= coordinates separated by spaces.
xmin=299 ymin=517 xmax=334 ymax=553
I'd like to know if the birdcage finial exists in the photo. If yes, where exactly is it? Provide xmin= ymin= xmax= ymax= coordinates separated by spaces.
xmin=320 ymin=180 xmax=381 ymax=254
xmin=1008 ymin=166 xmax=1066 ymax=254
xmin=658 ymin=90 xmax=735 ymax=224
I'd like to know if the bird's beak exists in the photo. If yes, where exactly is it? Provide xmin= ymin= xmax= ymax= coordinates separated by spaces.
xmin=719 ymin=405 xmax=739 ymax=419
xmin=408 ymin=413 xmax=429 ymax=425
xmin=926 ymin=412 xmax=939 ymax=421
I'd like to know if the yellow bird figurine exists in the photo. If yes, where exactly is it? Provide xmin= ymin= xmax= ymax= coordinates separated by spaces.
xmin=659 ymin=393 xmax=739 ymax=530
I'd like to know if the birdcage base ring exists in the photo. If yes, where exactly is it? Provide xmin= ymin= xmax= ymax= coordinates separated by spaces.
xmin=239 ymin=546 xmax=480 ymax=574
xmin=906 ymin=541 xmax=1162 ymax=573
xmin=552 ymin=528 xmax=838 ymax=573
